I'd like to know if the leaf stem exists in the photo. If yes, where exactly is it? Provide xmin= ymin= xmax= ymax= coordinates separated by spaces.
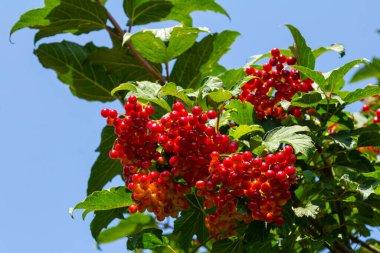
xmin=164 ymin=242 xmax=177 ymax=253
xmin=95 ymin=0 xmax=165 ymax=85
xmin=350 ymin=235 xmax=380 ymax=253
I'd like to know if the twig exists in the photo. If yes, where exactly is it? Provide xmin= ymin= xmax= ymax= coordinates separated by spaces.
xmin=95 ymin=0 xmax=165 ymax=85
xmin=350 ymin=235 xmax=380 ymax=253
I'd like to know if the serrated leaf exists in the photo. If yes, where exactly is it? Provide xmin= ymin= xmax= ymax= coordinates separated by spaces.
xmin=340 ymin=174 xmax=374 ymax=200
xmin=208 ymin=89 xmax=232 ymax=104
xmin=312 ymin=43 xmax=345 ymax=58
xmin=330 ymin=131 xmax=355 ymax=149
xmin=91 ymin=208 xmax=125 ymax=240
xmin=324 ymin=59 xmax=368 ymax=92
xmin=171 ymin=31 xmax=239 ymax=89
xmin=293 ymin=202 xmax=320 ymax=219
xmin=220 ymin=68 xmax=246 ymax=89
xmin=284 ymin=24 xmax=315 ymax=69
xmin=159 ymin=82 xmax=195 ymax=107
xmin=342 ymin=86 xmax=380 ymax=104
xmin=88 ymin=46 xmax=162 ymax=83
xmin=98 ymin=213 xmax=156 ymax=244
xmin=127 ymin=228 xmax=163 ymax=250
xmin=263 ymin=126 xmax=313 ymax=158
xmin=72 ymin=187 xmax=133 ymax=216
xmin=211 ymin=238 xmax=244 ymax=253
xmin=165 ymin=0 xmax=229 ymax=26
xmin=124 ymin=0 xmax=174 ymax=26
xmin=246 ymin=49 xmax=292 ymax=66
xmin=351 ymin=58 xmax=380 ymax=83
xmin=130 ymin=31 xmax=167 ymax=63
xmin=12 ymin=0 xmax=108 ymax=42
xmin=229 ymin=125 xmax=264 ymax=140
xmin=35 ymin=41 xmax=119 ymax=102
xmin=225 ymin=100 xmax=255 ymax=125
xmin=87 ymin=126 xmax=121 ymax=195
xmin=291 ymin=92 xmax=323 ymax=107
xmin=173 ymin=210 xmax=208 ymax=251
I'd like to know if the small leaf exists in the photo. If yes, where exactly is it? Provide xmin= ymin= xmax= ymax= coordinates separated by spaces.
xmin=98 ymin=213 xmax=156 ymax=244
xmin=263 ymin=125 xmax=314 ymax=158
xmin=350 ymin=58 xmax=380 ymax=83
xmin=72 ymin=187 xmax=133 ymax=216
xmin=293 ymin=202 xmax=320 ymax=218
xmin=211 ymin=237 xmax=244 ymax=253
xmin=87 ymin=126 xmax=121 ymax=195
xmin=127 ymin=228 xmax=164 ymax=250
xmin=329 ymin=131 xmax=355 ymax=149
xmin=246 ymin=49 xmax=292 ymax=66
xmin=229 ymin=125 xmax=264 ymax=140
xmin=124 ymin=0 xmax=174 ymax=26
xmin=225 ymin=100 xmax=256 ymax=125
xmin=208 ymin=89 xmax=232 ymax=104
xmin=291 ymin=65 xmax=325 ymax=85
xmin=111 ymin=83 xmax=137 ymax=95
xmin=220 ymin=68 xmax=246 ymax=89
xmin=362 ymin=171 xmax=380 ymax=180
xmin=342 ymin=85 xmax=380 ymax=104
xmin=91 ymin=208 xmax=125 ymax=240
xmin=284 ymin=24 xmax=315 ymax=69
xmin=312 ymin=43 xmax=345 ymax=58
xmin=159 ymin=82 xmax=195 ymax=107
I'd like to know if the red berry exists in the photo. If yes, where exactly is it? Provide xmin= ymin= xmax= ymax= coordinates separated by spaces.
xmin=287 ymin=57 xmax=296 ymax=65
xmin=128 ymin=96 xmax=137 ymax=104
xmin=265 ymin=154 xmax=276 ymax=164
xmin=278 ymin=54 xmax=287 ymax=64
xmin=283 ymin=145 xmax=293 ymax=154
xmin=100 ymin=109 xmax=109 ymax=118
xmin=109 ymin=149 xmax=119 ymax=159
xmin=173 ymin=102 xmax=184 ymax=111
xmin=376 ymin=108 xmax=380 ymax=118
xmin=276 ymin=171 xmax=287 ymax=182
xmin=207 ymin=110 xmax=217 ymax=119
xmin=109 ymin=109 xmax=118 ymax=118
xmin=228 ymin=141 xmax=239 ymax=153
xmin=145 ymin=105 xmax=154 ymax=115
xmin=271 ymin=48 xmax=280 ymax=58
xmin=246 ymin=66 xmax=255 ymax=75
xmin=191 ymin=106 xmax=202 ymax=116
xmin=285 ymin=166 xmax=296 ymax=176
xmin=275 ymin=216 xmax=285 ymax=226
xmin=362 ymin=104 xmax=370 ymax=112
xmin=263 ymin=63 xmax=272 ymax=72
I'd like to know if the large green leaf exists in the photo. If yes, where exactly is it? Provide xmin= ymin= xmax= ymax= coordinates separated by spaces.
xmin=88 ymin=46 xmax=162 ymax=82
xmin=87 ymin=126 xmax=122 ymax=195
xmin=211 ymin=238 xmax=244 ymax=253
xmin=351 ymin=58 xmax=380 ymax=83
xmin=291 ymin=65 xmax=325 ymax=85
xmin=165 ymin=0 xmax=229 ymax=26
xmin=173 ymin=209 xmax=208 ymax=251
xmin=91 ymin=208 xmax=125 ymax=240
xmin=220 ymin=68 xmax=246 ymax=89
xmin=291 ymin=92 xmax=323 ymax=107
xmin=225 ymin=100 xmax=256 ymax=125
xmin=71 ymin=187 xmax=133 ymax=216
xmin=263 ymin=125 xmax=314 ymax=158
xmin=12 ymin=0 xmax=108 ymax=42
xmin=98 ymin=213 xmax=156 ymax=244
xmin=124 ymin=0 xmax=173 ymax=26
xmin=229 ymin=125 xmax=264 ymax=140
xmin=171 ymin=31 xmax=239 ymax=89
xmin=35 ymin=41 xmax=119 ymax=102
xmin=284 ymin=24 xmax=315 ymax=69
xmin=127 ymin=228 xmax=164 ymax=250
xmin=342 ymin=86 xmax=380 ymax=104
xmin=128 ymin=31 xmax=167 ymax=63
xmin=323 ymin=59 xmax=367 ymax=92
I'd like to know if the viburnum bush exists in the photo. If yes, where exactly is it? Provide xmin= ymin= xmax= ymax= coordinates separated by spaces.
xmin=13 ymin=0 xmax=380 ymax=252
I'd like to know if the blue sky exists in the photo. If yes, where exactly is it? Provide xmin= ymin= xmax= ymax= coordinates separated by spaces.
xmin=1 ymin=0 xmax=380 ymax=252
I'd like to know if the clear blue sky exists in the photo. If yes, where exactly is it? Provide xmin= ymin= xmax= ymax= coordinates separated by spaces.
xmin=1 ymin=1 xmax=380 ymax=252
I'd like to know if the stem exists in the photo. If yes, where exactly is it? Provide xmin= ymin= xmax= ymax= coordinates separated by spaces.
xmin=336 ymin=201 xmax=352 ymax=250
xmin=350 ymin=235 xmax=380 ymax=253
xmin=164 ymin=242 xmax=177 ymax=253
xmin=165 ymin=61 xmax=171 ymax=82
xmin=95 ymin=0 xmax=165 ymax=85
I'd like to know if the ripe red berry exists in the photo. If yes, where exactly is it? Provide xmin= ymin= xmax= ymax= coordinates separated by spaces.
xmin=191 ymin=106 xmax=202 ymax=116
xmin=100 ymin=109 xmax=109 ymax=118
xmin=245 ymin=66 xmax=255 ymax=75
xmin=376 ymin=108 xmax=380 ymax=118
xmin=271 ymin=48 xmax=280 ymax=57
xmin=263 ymin=63 xmax=272 ymax=72
xmin=285 ymin=166 xmax=296 ymax=176
xmin=128 ymin=96 xmax=137 ymax=104
xmin=265 ymin=154 xmax=276 ymax=164
xmin=207 ymin=110 xmax=217 ymax=119
xmin=286 ymin=57 xmax=296 ymax=65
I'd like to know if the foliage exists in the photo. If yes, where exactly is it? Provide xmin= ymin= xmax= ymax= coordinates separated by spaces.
xmin=13 ymin=1 xmax=380 ymax=252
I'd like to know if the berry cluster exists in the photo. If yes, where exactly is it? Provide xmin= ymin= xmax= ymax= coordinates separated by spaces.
xmin=241 ymin=48 xmax=314 ymax=119
xmin=196 ymin=146 xmax=297 ymax=238
xmin=361 ymin=94 xmax=380 ymax=124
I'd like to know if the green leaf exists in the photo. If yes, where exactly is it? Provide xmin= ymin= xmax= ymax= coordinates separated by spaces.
xmin=293 ymin=202 xmax=320 ymax=219
xmin=351 ymin=58 xmax=380 ymax=83
xmin=220 ymin=68 xmax=246 ymax=89
xmin=357 ymin=132 xmax=380 ymax=147
xmin=72 ymin=187 xmax=133 ymax=216
xmin=229 ymin=125 xmax=264 ymax=140
xmin=129 ymin=31 xmax=167 ymax=63
xmin=342 ymin=85 xmax=380 ymax=104
xmin=12 ymin=0 xmax=108 ymax=42
xmin=324 ymin=59 xmax=368 ymax=92
xmin=362 ymin=171 xmax=380 ymax=180
xmin=225 ymin=100 xmax=255 ymax=125
xmin=207 ymin=89 xmax=232 ymax=104
xmin=165 ymin=0 xmax=229 ymax=26
xmin=291 ymin=65 xmax=325 ymax=85
xmin=291 ymin=92 xmax=323 ymax=107
xmin=211 ymin=238 xmax=244 ymax=253
xmin=35 ymin=41 xmax=119 ymax=102
xmin=171 ymin=31 xmax=239 ymax=89
xmin=87 ymin=126 xmax=121 ymax=195
xmin=124 ymin=0 xmax=174 ymax=26
xmin=263 ymin=125 xmax=314 ymax=158
xmin=173 ymin=209 xmax=208 ymax=251
xmin=91 ymin=208 xmax=125 ymax=240
xmin=335 ymin=150 xmax=374 ymax=172
xmin=284 ymin=24 xmax=315 ymax=69
xmin=340 ymin=174 xmax=374 ymax=200
xmin=127 ymin=228 xmax=164 ymax=250
xmin=98 ymin=213 xmax=156 ymax=244
xmin=329 ymin=131 xmax=355 ymax=149
xmin=159 ymin=82 xmax=195 ymax=107
xmin=88 ymin=46 xmax=162 ymax=83
xmin=246 ymin=49 xmax=292 ymax=66
xmin=312 ymin=43 xmax=345 ymax=58
xmin=111 ymin=83 xmax=137 ymax=95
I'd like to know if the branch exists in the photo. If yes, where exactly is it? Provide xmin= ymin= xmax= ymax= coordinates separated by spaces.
xmin=350 ymin=236 xmax=380 ymax=253
xmin=95 ymin=0 xmax=165 ymax=85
